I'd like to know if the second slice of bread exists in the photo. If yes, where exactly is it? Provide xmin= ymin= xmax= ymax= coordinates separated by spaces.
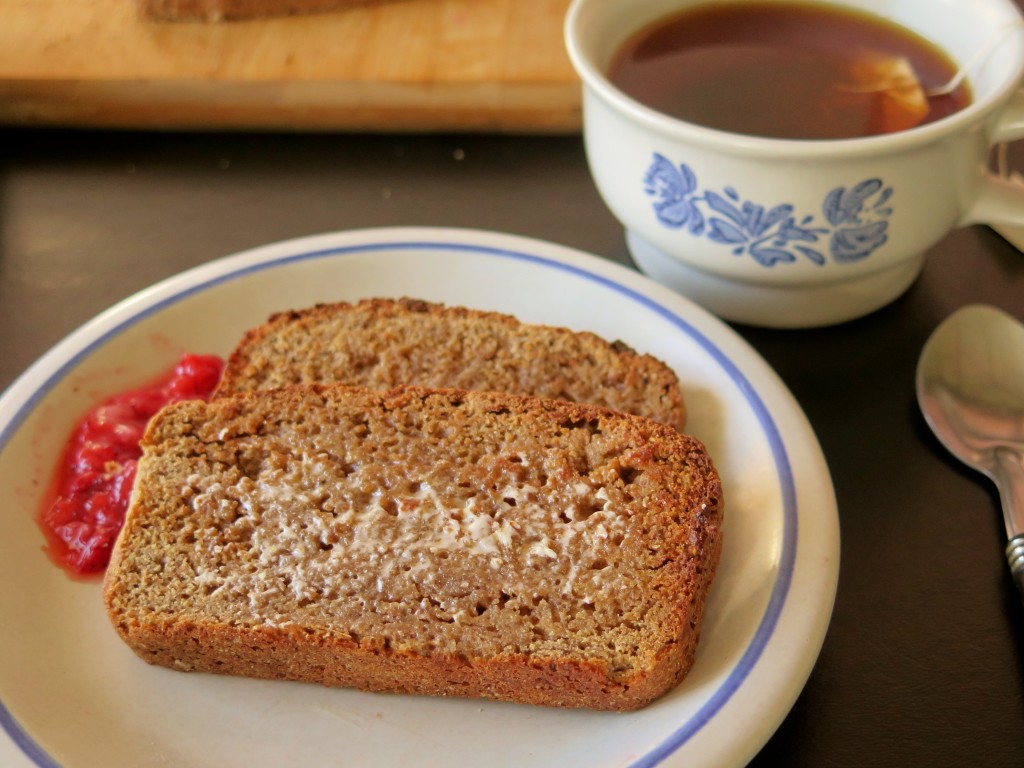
xmin=139 ymin=0 xmax=375 ymax=21
xmin=103 ymin=384 xmax=722 ymax=711
xmin=214 ymin=298 xmax=687 ymax=430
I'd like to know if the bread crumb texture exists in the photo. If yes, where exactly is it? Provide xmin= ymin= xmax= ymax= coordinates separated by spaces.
xmin=103 ymin=385 xmax=722 ymax=711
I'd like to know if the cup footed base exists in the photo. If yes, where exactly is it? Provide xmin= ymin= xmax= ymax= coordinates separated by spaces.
xmin=626 ymin=230 xmax=924 ymax=329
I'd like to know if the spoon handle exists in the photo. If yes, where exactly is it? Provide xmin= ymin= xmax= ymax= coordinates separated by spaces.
xmin=994 ymin=446 xmax=1024 ymax=562
xmin=1007 ymin=536 xmax=1024 ymax=602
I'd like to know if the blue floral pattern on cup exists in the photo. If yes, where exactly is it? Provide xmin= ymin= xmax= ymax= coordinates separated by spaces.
xmin=643 ymin=153 xmax=893 ymax=266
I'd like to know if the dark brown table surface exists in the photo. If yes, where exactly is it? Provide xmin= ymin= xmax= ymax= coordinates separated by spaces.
xmin=2 ymin=126 xmax=1023 ymax=767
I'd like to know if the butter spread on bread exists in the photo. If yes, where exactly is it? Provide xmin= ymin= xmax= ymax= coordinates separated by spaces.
xmin=103 ymin=385 xmax=722 ymax=711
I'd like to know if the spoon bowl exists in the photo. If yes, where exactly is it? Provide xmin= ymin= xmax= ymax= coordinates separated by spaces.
xmin=916 ymin=304 xmax=1024 ymax=598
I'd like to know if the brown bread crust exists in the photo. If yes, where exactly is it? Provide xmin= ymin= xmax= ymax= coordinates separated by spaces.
xmin=103 ymin=385 xmax=722 ymax=711
xmin=215 ymin=297 xmax=686 ymax=431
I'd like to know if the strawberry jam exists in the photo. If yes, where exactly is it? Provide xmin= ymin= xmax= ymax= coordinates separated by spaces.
xmin=40 ymin=353 xmax=223 ymax=576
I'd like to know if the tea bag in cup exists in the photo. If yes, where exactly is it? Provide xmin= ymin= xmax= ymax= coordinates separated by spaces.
xmin=844 ymin=52 xmax=929 ymax=132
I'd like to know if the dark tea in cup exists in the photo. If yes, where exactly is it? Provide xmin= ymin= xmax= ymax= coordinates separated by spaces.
xmin=607 ymin=1 xmax=972 ymax=140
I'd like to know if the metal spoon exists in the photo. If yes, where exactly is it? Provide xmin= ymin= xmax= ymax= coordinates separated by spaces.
xmin=916 ymin=304 xmax=1024 ymax=599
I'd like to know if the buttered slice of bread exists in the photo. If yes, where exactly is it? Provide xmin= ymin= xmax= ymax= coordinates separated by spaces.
xmin=214 ymin=297 xmax=687 ymax=431
xmin=103 ymin=385 xmax=722 ymax=711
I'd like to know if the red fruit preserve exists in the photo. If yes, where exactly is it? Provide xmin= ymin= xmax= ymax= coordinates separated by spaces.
xmin=40 ymin=353 xmax=223 ymax=576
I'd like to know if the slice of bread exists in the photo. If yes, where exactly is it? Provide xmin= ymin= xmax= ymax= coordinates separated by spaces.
xmin=214 ymin=297 xmax=687 ymax=431
xmin=103 ymin=384 xmax=722 ymax=711
xmin=139 ymin=0 xmax=375 ymax=21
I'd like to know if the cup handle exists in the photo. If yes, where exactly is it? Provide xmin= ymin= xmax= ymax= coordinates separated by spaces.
xmin=961 ymin=89 xmax=1024 ymax=227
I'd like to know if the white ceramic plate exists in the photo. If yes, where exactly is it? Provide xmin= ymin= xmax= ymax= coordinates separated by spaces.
xmin=0 ymin=227 xmax=838 ymax=768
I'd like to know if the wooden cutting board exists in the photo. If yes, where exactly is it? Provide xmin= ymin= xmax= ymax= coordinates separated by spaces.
xmin=0 ymin=0 xmax=582 ymax=132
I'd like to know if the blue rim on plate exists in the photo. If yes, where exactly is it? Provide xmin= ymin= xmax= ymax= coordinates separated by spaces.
xmin=0 ymin=238 xmax=797 ymax=768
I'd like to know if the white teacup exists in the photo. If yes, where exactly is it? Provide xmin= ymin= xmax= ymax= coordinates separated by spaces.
xmin=565 ymin=0 xmax=1024 ymax=328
